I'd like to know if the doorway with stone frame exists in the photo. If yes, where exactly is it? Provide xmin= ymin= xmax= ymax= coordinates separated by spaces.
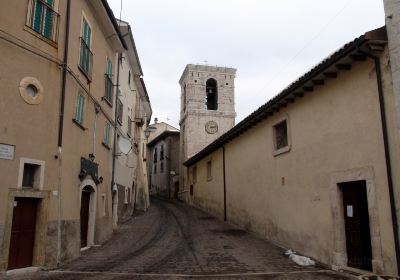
xmin=330 ymin=167 xmax=384 ymax=274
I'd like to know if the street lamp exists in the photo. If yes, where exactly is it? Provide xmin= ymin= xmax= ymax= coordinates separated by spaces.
xmin=144 ymin=125 xmax=157 ymax=139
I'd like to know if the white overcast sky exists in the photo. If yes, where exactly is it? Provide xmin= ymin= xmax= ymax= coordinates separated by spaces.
xmin=108 ymin=0 xmax=385 ymax=128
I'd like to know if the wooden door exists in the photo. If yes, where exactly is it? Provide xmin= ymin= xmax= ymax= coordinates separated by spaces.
xmin=340 ymin=181 xmax=372 ymax=271
xmin=8 ymin=198 xmax=38 ymax=270
xmin=80 ymin=187 xmax=91 ymax=248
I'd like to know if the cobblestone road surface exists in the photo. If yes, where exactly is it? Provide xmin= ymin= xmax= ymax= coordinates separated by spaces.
xmin=5 ymin=198 xmax=358 ymax=279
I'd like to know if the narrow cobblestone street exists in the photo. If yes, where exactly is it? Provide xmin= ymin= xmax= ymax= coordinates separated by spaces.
xmin=5 ymin=198 xmax=358 ymax=280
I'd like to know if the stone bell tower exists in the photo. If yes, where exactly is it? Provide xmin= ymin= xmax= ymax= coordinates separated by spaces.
xmin=178 ymin=64 xmax=236 ymax=199
xmin=179 ymin=64 xmax=236 ymax=162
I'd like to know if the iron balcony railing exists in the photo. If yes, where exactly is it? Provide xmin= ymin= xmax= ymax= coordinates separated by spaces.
xmin=79 ymin=37 xmax=93 ymax=80
xmin=104 ymin=74 xmax=113 ymax=105
xmin=27 ymin=0 xmax=60 ymax=43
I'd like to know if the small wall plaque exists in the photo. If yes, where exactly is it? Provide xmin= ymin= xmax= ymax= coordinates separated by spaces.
xmin=0 ymin=143 xmax=15 ymax=160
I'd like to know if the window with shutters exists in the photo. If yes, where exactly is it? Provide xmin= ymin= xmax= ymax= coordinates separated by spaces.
xmin=79 ymin=18 xmax=93 ymax=80
xmin=75 ymin=94 xmax=85 ymax=125
xmin=103 ymin=122 xmax=111 ymax=147
xmin=160 ymin=144 xmax=164 ymax=160
xmin=154 ymin=148 xmax=158 ymax=163
xmin=104 ymin=58 xmax=113 ymax=105
xmin=27 ymin=0 xmax=60 ymax=43
xmin=117 ymin=98 xmax=123 ymax=125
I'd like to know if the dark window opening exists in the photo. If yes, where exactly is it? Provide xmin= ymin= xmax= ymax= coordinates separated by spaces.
xmin=160 ymin=144 xmax=164 ymax=160
xmin=22 ymin=164 xmax=39 ymax=188
xmin=160 ymin=162 xmax=164 ymax=173
xmin=274 ymin=120 xmax=288 ymax=150
xmin=154 ymin=148 xmax=157 ymax=163
xmin=206 ymin=78 xmax=218 ymax=110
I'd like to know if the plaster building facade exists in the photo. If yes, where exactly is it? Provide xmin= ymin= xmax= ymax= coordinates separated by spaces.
xmin=179 ymin=65 xmax=236 ymax=201
xmin=184 ymin=27 xmax=400 ymax=276
xmin=112 ymin=20 xmax=152 ymax=226
xmin=148 ymin=130 xmax=180 ymax=198
xmin=0 ymin=0 xmax=150 ymax=272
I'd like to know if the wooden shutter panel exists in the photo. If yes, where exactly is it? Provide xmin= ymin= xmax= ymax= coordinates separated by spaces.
xmin=33 ymin=0 xmax=43 ymax=33
xmin=43 ymin=0 xmax=54 ymax=39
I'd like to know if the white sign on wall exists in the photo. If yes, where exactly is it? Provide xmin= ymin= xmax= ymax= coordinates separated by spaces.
xmin=0 ymin=144 xmax=15 ymax=160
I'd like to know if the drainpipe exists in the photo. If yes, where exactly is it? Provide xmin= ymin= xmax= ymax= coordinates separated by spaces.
xmin=56 ymin=0 xmax=71 ymax=266
xmin=222 ymin=146 xmax=227 ymax=222
xmin=359 ymin=47 xmax=400 ymax=275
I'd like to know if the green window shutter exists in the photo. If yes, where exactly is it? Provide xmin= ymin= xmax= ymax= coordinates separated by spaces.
xmin=33 ymin=0 xmax=43 ymax=33
xmin=106 ymin=59 xmax=112 ymax=76
xmin=105 ymin=123 xmax=110 ymax=145
xmin=80 ymin=19 xmax=91 ymax=74
xmin=42 ymin=0 xmax=54 ymax=39
xmin=76 ymin=95 xmax=84 ymax=124
xmin=83 ymin=20 xmax=91 ymax=48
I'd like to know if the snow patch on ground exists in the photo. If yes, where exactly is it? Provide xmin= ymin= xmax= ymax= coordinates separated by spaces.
xmin=285 ymin=249 xmax=316 ymax=266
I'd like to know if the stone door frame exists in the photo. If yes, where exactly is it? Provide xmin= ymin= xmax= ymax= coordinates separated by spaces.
xmin=330 ymin=166 xmax=384 ymax=274
xmin=79 ymin=177 xmax=97 ymax=248
xmin=0 ymin=190 xmax=49 ymax=270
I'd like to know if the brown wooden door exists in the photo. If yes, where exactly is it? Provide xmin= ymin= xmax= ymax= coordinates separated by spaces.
xmin=340 ymin=181 xmax=372 ymax=271
xmin=80 ymin=187 xmax=91 ymax=248
xmin=8 ymin=198 xmax=38 ymax=270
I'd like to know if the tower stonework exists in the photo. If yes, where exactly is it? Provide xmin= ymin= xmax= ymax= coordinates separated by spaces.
xmin=180 ymin=64 xmax=236 ymax=160
xmin=179 ymin=64 xmax=236 ymax=200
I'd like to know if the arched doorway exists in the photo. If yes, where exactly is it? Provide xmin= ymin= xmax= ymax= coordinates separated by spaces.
xmin=80 ymin=180 xmax=96 ymax=249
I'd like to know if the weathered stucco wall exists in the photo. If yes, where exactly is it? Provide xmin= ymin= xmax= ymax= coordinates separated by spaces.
xmin=188 ymin=51 xmax=398 ymax=274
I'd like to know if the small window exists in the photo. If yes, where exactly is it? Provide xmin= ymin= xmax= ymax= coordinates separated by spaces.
xmin=104 ymin=58 xmax=113 ymax=105
xmin=75 ymin=94 xmax=85 ymax=125
xmin=160 ymin=144 xmax=164 ymax=160
xmin=274 ymin=120 xmax=288 ymax=150
xmin=154 ymin=164 xmax=157 ymax=174
xmin=117 ymin=98 xmax=123 ymax=125
xmin=207 ymin=161 xmax=212 ymax=181
xmin=160 ymin=162 xmax=164 ymax=173
xmin=104 ymin=122 xmax=111 ymax=146
xmin=22 ymin=163 xmax=39 ymax=188
xmin=154 ymin=148 xmax=157 ymax=163
xmin=128 ymin=71 xmax=131 ymax=86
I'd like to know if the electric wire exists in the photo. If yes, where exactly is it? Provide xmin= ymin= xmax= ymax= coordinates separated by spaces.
xmin=256 ymin=0 xmax=353 ymax=96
